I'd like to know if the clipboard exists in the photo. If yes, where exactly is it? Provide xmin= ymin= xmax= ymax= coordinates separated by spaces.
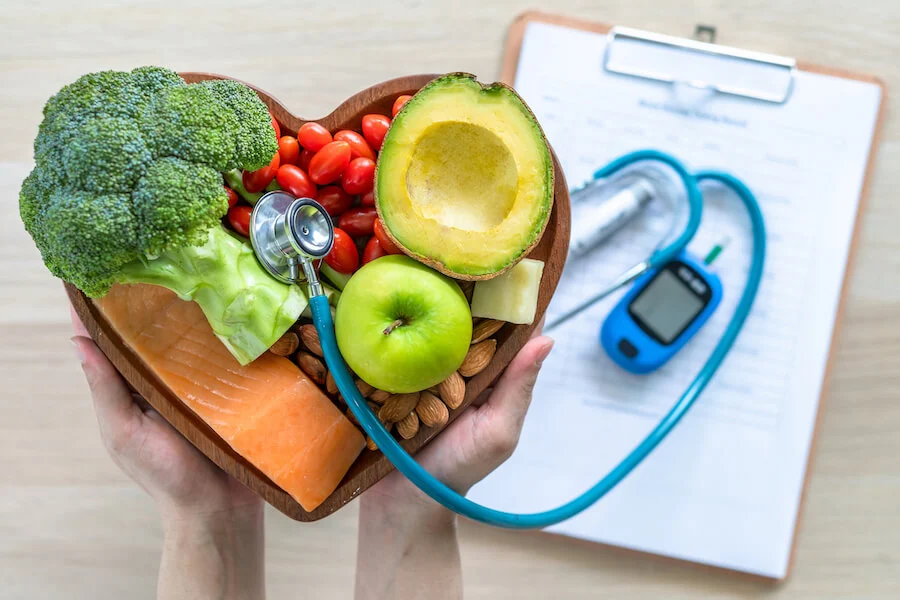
xmin=491 ymin=11 xmax=887 ymax=580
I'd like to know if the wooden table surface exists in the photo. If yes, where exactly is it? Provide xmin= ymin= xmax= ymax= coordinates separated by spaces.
xmin=1 ymin=1 xmax=898 ymax=598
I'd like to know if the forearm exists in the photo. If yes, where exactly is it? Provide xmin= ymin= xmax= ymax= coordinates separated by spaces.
xmin=158 ymin=505 xmax=265 ymax=600
xmin=355 ymin=494 xmax=462 ymax=600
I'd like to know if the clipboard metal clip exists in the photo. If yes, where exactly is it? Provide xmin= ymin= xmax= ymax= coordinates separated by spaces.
xmin=603 ymin=25 xmax=797 ymax=104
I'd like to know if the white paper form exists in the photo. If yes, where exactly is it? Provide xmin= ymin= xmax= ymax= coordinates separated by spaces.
xmin=467 ymin=22 xmax=881 ymax=578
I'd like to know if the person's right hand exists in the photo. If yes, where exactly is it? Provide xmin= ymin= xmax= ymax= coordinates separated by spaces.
xmin=70 ymin=306 xmax=266 ymax=599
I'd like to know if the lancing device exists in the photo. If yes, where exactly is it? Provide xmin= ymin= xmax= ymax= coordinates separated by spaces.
xmin=567 ymin=168 xmax=669 ymax=258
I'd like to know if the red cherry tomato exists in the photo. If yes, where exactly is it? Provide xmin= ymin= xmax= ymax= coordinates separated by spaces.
xmin=324 ymin=227 xmax=359 ymax=274
xmin=373 ymin=218 xmax=402 ymax=254
xmin=392 ymin=95 xmax=412 ymax=117
xmin=361 ymin=114 xmax=391 ymax=151
xmin=224 ymin=186 xmax=239 ymax=208
xmin=278 ymin=136 xmax=300 ymax=166
xmin=297 ymin=122 xmax=333 ymax=152
xmin=338 ymin=206 xmax=377 ymax=238
xmin=316 ymin=185 xmax=353 ymax=216
xmin=270 ymin=113 xmax=281 ymax=139
xmin=298 ymin=148 xmax=315 ymax=171
xmin=362 ymin=236 xmax=388 ymax=265
xmin=228 ymin=205 xmax=252 ymax=237
xmin=360 ymin=190 xmax=376 ymax=207
xmin=341 ymin=157 xmax=376 ymax=195
xmin=333 ymin=130 xmax=376 ymax=161
xmin=308 ymin=141 xmax=351 ymax=185
xmin=242 ymin=151 xmax=281 ymax=193
xmin=276 ymin=164 xmax=317 ymax=199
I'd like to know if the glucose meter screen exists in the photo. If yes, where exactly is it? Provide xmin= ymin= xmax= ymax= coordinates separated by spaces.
xmin=630 ymin=270 xmax=705 ymax=344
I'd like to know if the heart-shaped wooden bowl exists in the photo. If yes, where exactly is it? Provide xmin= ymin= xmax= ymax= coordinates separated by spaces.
xmin=66 ymin=72 xmax=571 ymax=521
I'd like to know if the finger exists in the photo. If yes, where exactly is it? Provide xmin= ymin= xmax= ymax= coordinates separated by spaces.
xmin=70 ymin=304 xmax=90 ymax=338
xmin=530 ymin=316 xmax=546 ymax=338
xmin=72 ymin=335 xmax=142 ymax=450
xmin=482 ymin=335 xmax=553 ymax=424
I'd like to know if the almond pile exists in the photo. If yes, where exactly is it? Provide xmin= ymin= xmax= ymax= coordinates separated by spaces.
xmin=270 ymin=315 xmax=505 ymax=453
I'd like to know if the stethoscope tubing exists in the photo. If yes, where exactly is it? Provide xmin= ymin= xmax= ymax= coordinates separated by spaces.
xmin=312 ymin=150 xmax=767 ymax=528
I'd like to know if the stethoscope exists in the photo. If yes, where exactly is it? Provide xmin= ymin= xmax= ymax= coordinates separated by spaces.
xmin=248 ymin=148 xmax=766 ymax=528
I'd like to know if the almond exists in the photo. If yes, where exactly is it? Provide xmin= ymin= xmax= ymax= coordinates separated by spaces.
xmin=325 ymin=369 xmax=338 ymax=394
xmin=416 ymin=391 xmax=449 ymax=428
xmin=355 ymin=379 xmax=375 ymax=399
xmin=458 ymin=339 xmax=496 ymax=377
xmin=397 ymin=411 xmax=420 ymax=440
xmin=366 ymin=419 xmax=392 ymax=451
xmin=438 ymin=371 xmax=466 ymax=410
xmin=369 ymin=389 xmax=391 ymax=404
xmin=269 ymin=331 xmax=300 ymax=356
xmin=296 ymin=351 xmax=327 ymax=385
xmin=378 ymin=392 xmax=420 ymax=423
xmin=426 ymin=384 xmax=441 ymax=394
xmin=471 ymin=319 xmax=504 ymax=344
xmin=298 ymin=324 xmax=323 ymax=357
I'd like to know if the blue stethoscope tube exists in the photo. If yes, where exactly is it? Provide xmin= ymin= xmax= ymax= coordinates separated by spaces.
xmin=311 ymin=149 xmax=766 ymax=528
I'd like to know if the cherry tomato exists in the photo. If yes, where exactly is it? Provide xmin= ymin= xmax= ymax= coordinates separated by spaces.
xmin=341 ymin=157 xmax=376 ymax=195
xmin=354 ymin=235 xmax=369 ymax=257
xmin=360 ymin=190 xmax=376 ymax=207
xmin=278 ymin=136 xmax=300 ymax=166
xmin=270 ymin=113 xmax=281 ymax=139
xmin=361 ymin=114 xmax=391 ymax=151
xmin=242 ymin=151 xmax=281 ymax=193
xmin=228 ymin=205 xmax=252 ymax=237
xmin=392 ymin=95 xmax=412 ymax=117
xmin=298 ymin=148 xmax=315 ymax=171
xmin=308 ymin=141 xmax=351 ymax=185
xmin=297 ymin=122 xmax=333 ymax=152
xmin=324 ymin=227 xmax=359 ymax=274
xmin=333 ymin=130 xmax=376 ymax=161
xmin=373 ymin=218 xmax=402 ymax=254
xmin=276 ymin=164 xmax=317 ymax=199
xmin=338 ymin=206 xmax=377 ymax=238
xmin=362 ymin=236 xmax=388 ymax=265
xmin=316 ymin=185 xmax=353 ymax=216
xmin=224 ymin=186 xmax=239 ymax=208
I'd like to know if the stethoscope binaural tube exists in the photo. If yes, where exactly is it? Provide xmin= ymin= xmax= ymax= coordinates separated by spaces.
xmin=263 ymin=149 xmax=767 ymax=528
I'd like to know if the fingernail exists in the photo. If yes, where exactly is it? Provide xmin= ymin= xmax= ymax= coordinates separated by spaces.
xmin=71 ymin=337 xmax=87 ymax=366
xmin=536 ymin=338 xmax=554 ymax=367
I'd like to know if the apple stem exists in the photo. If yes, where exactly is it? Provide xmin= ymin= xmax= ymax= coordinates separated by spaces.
xmin=383 ymin=318 xmax=405 ymax=336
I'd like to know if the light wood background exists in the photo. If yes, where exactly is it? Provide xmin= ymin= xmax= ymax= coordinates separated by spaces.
xmin=1 ymin=1 xmax=898 ymax=598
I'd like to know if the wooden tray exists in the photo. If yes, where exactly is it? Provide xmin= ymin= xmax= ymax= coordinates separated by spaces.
xmin=67 ymin=72 xmax=571 ymax=521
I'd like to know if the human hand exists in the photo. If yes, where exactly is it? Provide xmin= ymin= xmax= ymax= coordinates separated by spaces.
xmin=365 ymin=328 xmax=554 ymax=513
xmin=356 ymin=329 xmax=553 ymax=600
xmin=70 ymin=306 xmax=265 ymax=599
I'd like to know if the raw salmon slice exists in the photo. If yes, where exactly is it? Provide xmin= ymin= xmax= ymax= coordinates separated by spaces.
xmin=96 ymin=283 xmax=365 ymax=512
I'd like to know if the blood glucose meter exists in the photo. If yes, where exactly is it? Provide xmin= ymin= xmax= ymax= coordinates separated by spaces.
xmin=601 ymin=250 xmax=722 ymax=374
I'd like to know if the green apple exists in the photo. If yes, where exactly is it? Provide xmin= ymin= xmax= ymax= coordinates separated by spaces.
xmin=335 ymin=255 xmax=472 ymax=393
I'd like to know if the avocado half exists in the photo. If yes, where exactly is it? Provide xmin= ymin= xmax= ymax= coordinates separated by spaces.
xmin=375 ymin=73 xmax=554 ymax=280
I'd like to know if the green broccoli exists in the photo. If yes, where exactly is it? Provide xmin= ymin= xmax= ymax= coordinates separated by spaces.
xmin=20 ymin=66 xmax=304 ymax=365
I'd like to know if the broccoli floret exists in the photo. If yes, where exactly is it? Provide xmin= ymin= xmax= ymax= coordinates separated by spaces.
xmin=63 ymin=116 xmax=153 ymax=195
xmin=41 ymin=190 xmax=139 ymax=297
xmin=20 ymin=66 xmax=303 ymax=365
xmin=142 ymin=84 xmax=239 ymax=172
xmin=200 ymin=79 xmax=279 ymax=171
xmin=133 ymin=157 xmax=228 ymax=256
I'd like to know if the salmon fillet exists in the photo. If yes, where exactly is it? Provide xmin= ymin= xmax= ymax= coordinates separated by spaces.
xmin=96 ymin=283 xmax=365 ymax=512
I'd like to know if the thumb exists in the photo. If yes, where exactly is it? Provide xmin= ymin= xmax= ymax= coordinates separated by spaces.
xmin=481 ymin=335 xmax=554 ymax=430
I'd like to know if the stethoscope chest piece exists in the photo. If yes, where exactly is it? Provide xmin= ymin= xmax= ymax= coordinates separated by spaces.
xmin=249 ymin=191 xmax=334 ymax=289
